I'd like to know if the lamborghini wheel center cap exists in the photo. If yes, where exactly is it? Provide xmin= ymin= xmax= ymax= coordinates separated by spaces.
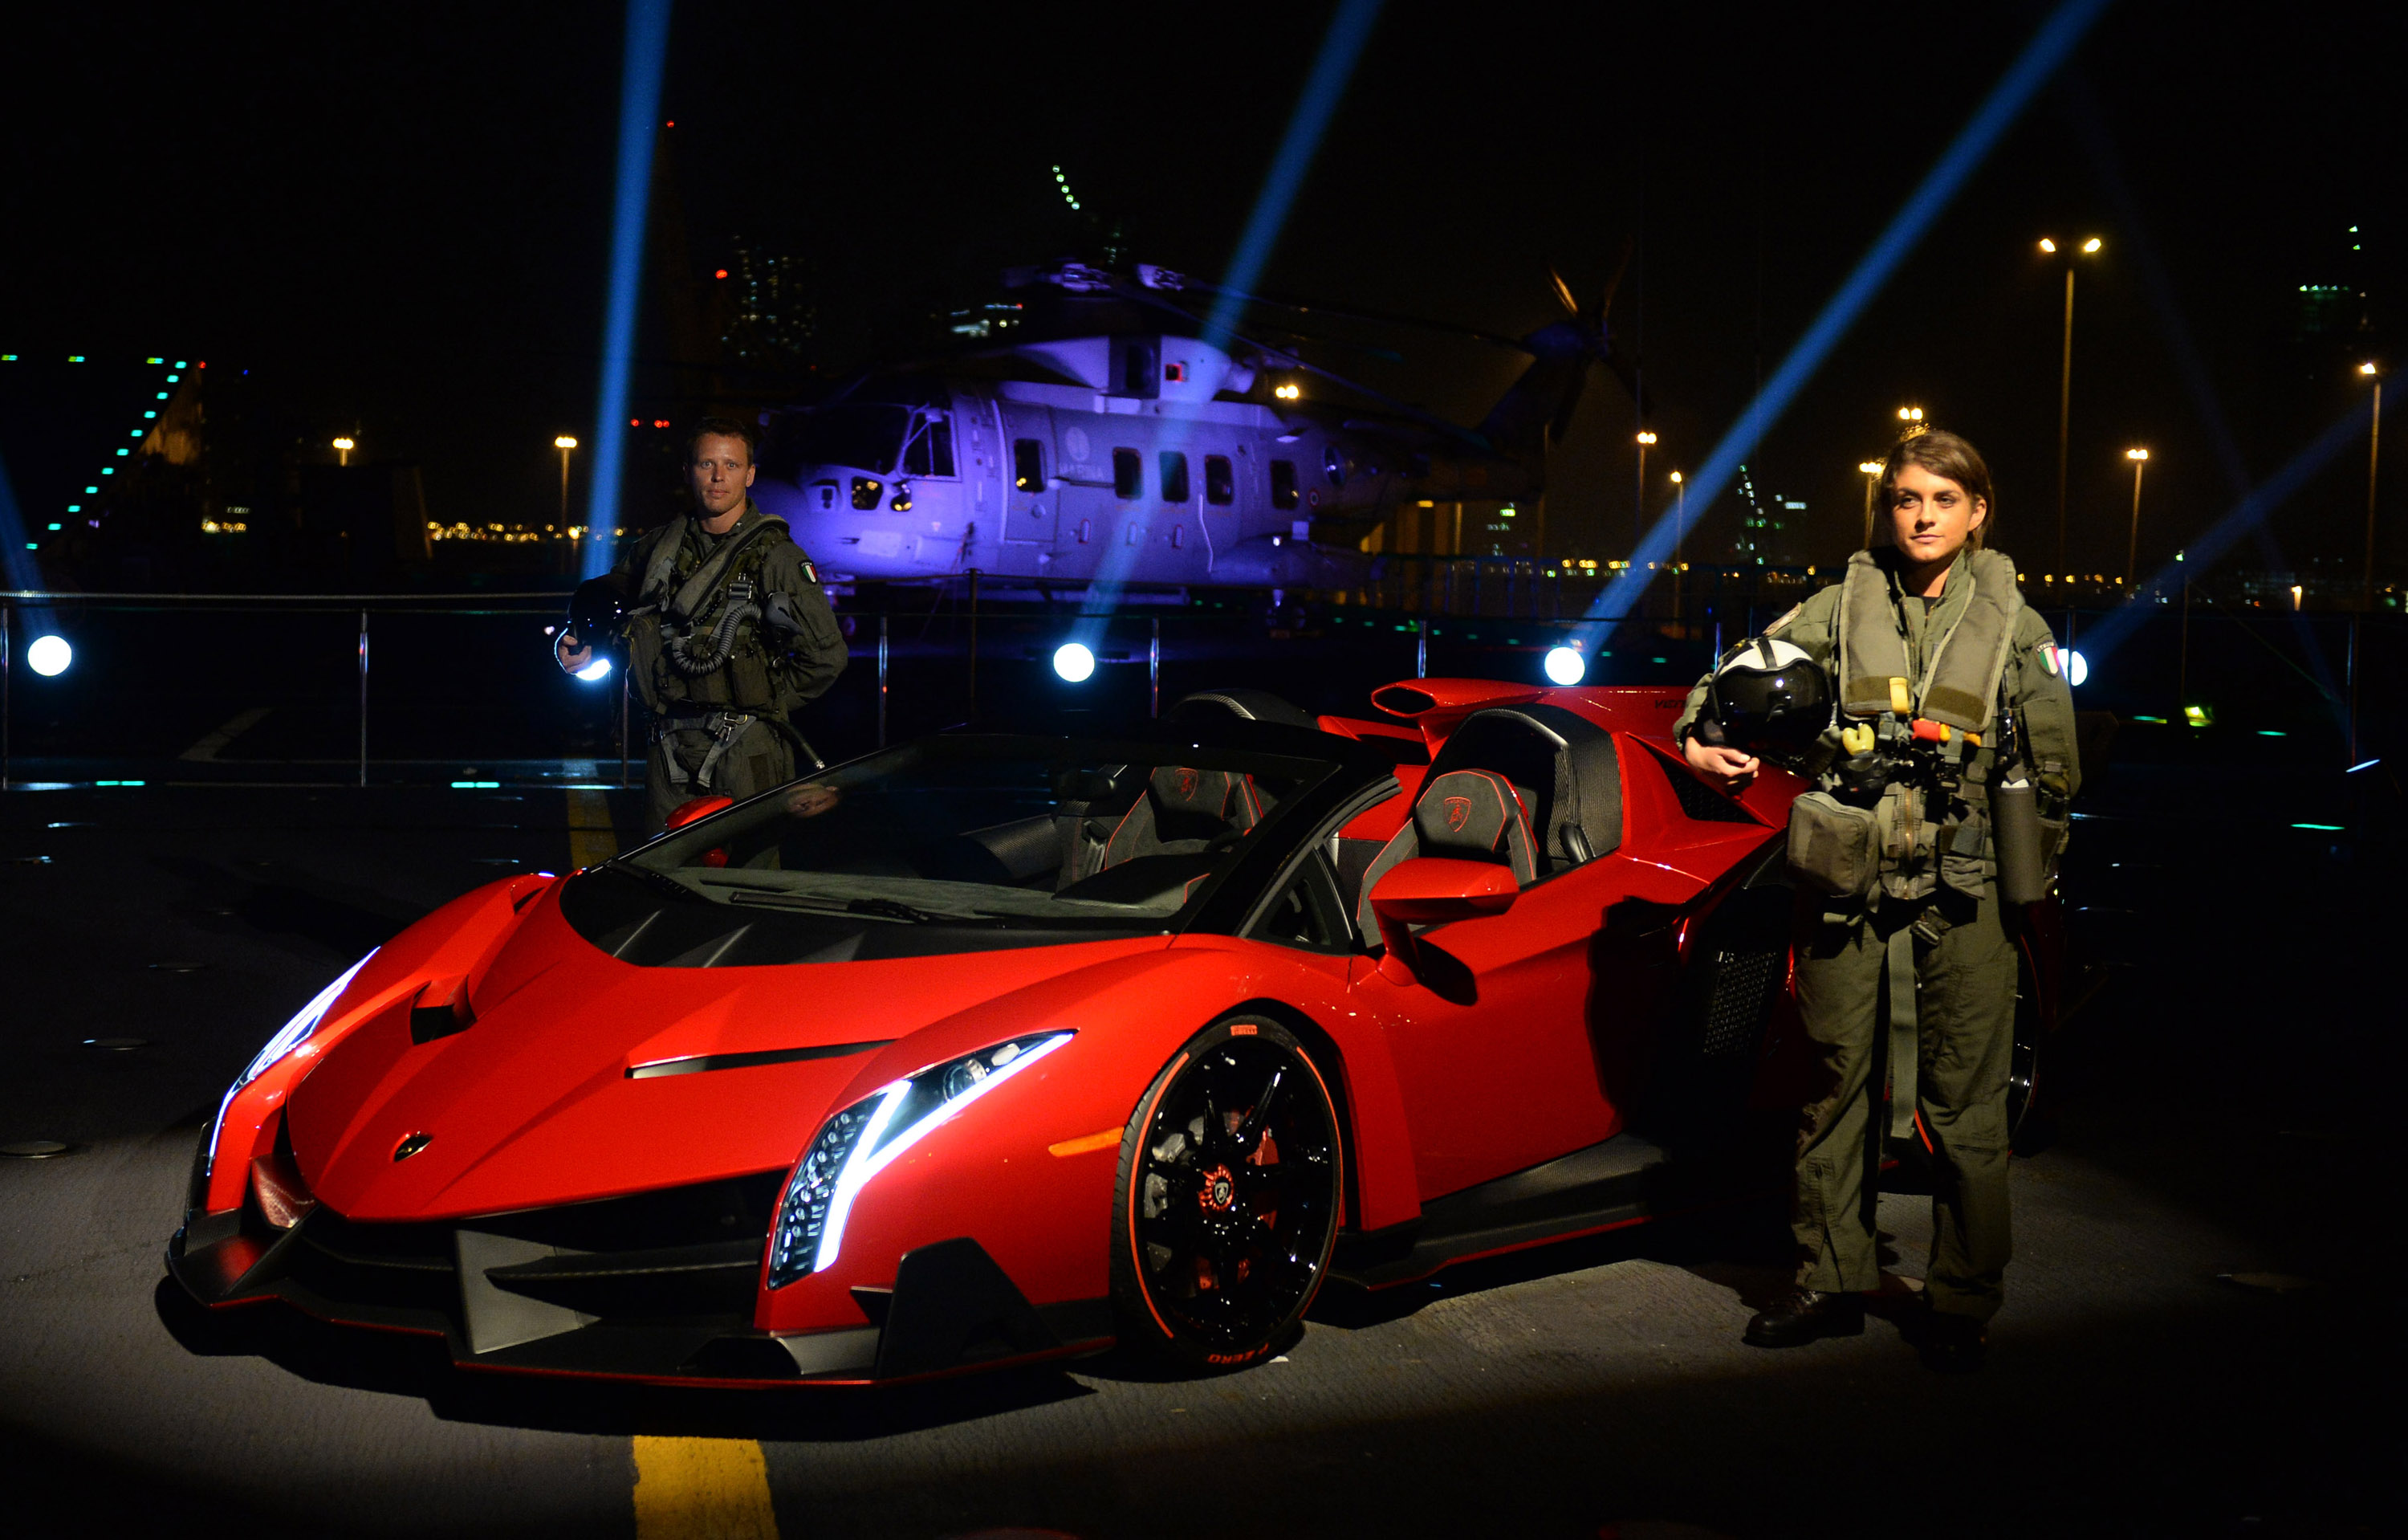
xmin=1200 ymin=1164 xmax=1236 ymax=1212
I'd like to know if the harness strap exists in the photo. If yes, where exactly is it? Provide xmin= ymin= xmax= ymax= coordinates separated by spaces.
xmin=665 ymin=516 xmax=788 ymax=623
xmin=1884 ymin=922 xmax=1920 ymax=1141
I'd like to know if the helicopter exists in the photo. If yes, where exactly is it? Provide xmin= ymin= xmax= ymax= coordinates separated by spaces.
xmin=749 ymin=257 xmax=1645 ymax=595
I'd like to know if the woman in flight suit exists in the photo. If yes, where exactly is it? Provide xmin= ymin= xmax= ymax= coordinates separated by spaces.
xmin=1674 ymin=430 xmax=2080 ymax=1371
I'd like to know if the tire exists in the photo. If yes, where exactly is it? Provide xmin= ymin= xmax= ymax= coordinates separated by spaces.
xmin=1109 ymin=1016 xmax=1343 ymax=1370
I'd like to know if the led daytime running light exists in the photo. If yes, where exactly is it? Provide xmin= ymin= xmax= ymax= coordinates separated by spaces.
xmin=767 ymin=1032 xmax=1072 ymax=1287
xmin=206 ymin=951 xmax=376 ymax=1177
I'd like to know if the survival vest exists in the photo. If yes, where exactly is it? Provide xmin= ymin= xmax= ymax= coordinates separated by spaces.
xmin=1835 ymin=546 xmax=2022 ymax=739
xmin=626 ymin=510 xmax=794 ymax=715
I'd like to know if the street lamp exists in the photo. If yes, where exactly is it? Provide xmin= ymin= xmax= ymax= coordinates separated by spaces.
xmin=1634 ymin=430 xmax=1658 ymax=552
xmin=554 ymin=435 xmax=579 ymax=526
xmin=1670 ymin=470 xmax=1686 ymax=621
xmin=2124 ymin=449 xmax=2149 ymax=593
xmin=2040 ymin=234 xmax=2105 ymax=576
xmin=1858 ymin=460 xmax=1885 ymax=546
xmin=332 ymin=436 xmax=355 ymax=467
xmin=2360 ymin=363 xmax=2383 ymax=612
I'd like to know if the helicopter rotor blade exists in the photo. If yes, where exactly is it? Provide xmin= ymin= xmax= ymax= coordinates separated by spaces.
xmin=1175 ymin=279 xmax=1536 ymax=355
xmin=1108 ymin=279 xmax=1495 ymax=451
xmin=1547 ymin=266 xmax=1580 ymax=321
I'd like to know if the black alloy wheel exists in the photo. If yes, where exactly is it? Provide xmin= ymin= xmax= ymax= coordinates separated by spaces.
xmin=1110 ymin=1016 xmax=1342 ymax=1370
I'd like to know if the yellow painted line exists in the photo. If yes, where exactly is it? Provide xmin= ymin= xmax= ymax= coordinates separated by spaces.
xmin=584 ymin=805 xmax=781 ymax=1538
xmin=567 ymin=787 xmax=619 ymax=869
xmin=1048 ymin=1127 xmax=1121 ymax=1159
xmin=632 ymin=1436 xmax=779 ymax=1540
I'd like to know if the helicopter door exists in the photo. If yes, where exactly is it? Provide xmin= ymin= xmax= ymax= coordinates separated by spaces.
xmin=999 ymin=402 xmax=1056 ymax=544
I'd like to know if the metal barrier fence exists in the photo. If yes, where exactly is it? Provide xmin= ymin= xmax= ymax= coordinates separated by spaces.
xmin=2 ymin=590 xmax=2398 ymax=788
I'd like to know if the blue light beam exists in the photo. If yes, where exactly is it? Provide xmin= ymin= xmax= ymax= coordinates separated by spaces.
xmin=1583 ymin=0 xmax=2111 ymax=634
xmin=1077 ymin=0 xmax=1385 ymax=628
xmin=582 ymin=0 xmax=673 ymax=581
xmin=2075 ymin=402 xmax=2372 ymax=667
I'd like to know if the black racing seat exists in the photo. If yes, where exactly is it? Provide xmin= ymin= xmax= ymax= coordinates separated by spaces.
xmin=1350 ymin=703 xmax=1622 ymax=936
xmin=1100 ymin=764 xmax=1264 ymax=869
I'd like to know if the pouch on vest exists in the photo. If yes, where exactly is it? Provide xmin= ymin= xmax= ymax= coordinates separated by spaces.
xmin=1940 ymin=804 xmax=1990 ymax=902
xmin=1787 ymin=791 xmax=1881 ymax=898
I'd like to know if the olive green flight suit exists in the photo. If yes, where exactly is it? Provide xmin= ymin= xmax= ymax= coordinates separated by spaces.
xmin=1674 ymin=548 xmax=2080 ymax=1322
xmin=609 ymin=500 xmax=848 ymax=831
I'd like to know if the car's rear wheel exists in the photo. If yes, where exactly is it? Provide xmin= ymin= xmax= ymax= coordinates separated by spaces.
xmin=1109 ymin=1016 xmax=1342 ymax=1370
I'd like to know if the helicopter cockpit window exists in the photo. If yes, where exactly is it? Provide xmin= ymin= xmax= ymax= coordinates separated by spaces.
xmin=902 ymin=412 xmax=956 ymax=478
xmin=1205 ymin=455 xmax=1235 ymax=507
xmin=1013 ymin=438 xmax=1044 ymax=491
xmin=792 ymin=404 xmax=908 ymax=475
xmin=1158 ymin=451 xmax=1190 ymax=504
xmin=1324 ymin=445 xmax=1346 ymax=487
xmin=1271 ymin=459 xmax=1299 ymax=511
xmin=1113 ymin=448 xmax=1142 ymax=500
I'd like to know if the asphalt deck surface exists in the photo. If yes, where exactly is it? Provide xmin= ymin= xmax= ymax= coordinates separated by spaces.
xmin=1 ymin=777 xmax=2396 ymax=1539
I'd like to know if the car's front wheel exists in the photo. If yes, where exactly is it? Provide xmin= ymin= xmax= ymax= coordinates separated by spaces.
xmin=1109 ymin=1016 xmax=1342 ymax=1370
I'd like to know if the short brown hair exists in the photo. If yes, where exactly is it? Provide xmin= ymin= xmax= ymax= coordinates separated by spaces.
xmin=1875 ymin=428 xmax=1995 ymax=550
xmin=687 ymin=415 xmax=758 ymax=463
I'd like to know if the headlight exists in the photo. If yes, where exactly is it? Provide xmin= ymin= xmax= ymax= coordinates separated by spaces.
xmin=206 ymin=951 xmax=377 ymax=1176
xmin=767 ymin=1031 xmax=1072 ymax=1288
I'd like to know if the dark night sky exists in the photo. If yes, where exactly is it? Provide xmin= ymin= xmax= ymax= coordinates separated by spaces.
xmin=4 ymin=1 xmax=2398 ymax=581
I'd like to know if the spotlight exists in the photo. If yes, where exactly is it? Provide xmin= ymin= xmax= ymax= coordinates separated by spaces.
xmin=575 ymin=656 xmax=613 ymax=682
xmin=27 ymin=634 xmax=72 ymax=677
xmin=2063 ymin=650 xmax=2088 ymax=687
xmin=1542 ymin=646 xmax=1585 ymax=686
xmin=1052 ymin=642 xmax=1096 ymax=682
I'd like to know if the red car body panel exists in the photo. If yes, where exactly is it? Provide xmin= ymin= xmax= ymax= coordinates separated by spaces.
xmin=173 ymin=677 xmax=2066 ymax=1385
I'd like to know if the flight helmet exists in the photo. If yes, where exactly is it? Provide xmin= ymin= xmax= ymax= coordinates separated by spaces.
xmin=1706 ymin=637 xmax=1832 ymax=756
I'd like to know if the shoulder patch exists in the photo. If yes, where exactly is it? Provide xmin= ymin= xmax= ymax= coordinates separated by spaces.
xmin=2036 ymin=642 xmax=2060 ymax=676
xmin=802 ymin=559 xmax=820 ymax=585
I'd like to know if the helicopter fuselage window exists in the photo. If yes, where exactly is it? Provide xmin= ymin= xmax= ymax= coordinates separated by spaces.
xmin=1204 ymin=454 xmax=1235 ymax=507
xmin=1324 ymin=444 xmax=1346 ymax=487
xmin=1157 ymin=451 xmax=1190 ymax=504
xmin=1012 ymin=438 xmax=1043 ymax=491
xmin=1112 ymin=448 xmax=1142 ymax=500
xmin=794 ymin=404 xmax=906 ymax=475
xmin=903 ymin=413 xmax=956 ymax=478
xmin=1271 ymin=458 xmax=1299 ymax=511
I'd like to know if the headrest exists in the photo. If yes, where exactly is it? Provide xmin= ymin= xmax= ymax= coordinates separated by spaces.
xmin=1148 ymin=764 xmax=1258 ymax=828
xmin=1412 ymin=769 xmax=1528 ymax=865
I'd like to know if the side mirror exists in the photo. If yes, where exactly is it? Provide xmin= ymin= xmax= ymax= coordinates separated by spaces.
xmin=1367 ymin=857 xmax=1518 ymax=977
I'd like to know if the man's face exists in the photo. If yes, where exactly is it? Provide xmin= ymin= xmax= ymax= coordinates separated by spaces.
xmin=689 ymin=434 xmax=757 ymax=519
xmin=1886 ymin=462 xmax=1986 ymax=568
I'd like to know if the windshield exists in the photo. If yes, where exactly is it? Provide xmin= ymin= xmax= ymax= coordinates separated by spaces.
xmin=620 ymin=735 xmax=1336 ymax=931
xmin=791 ymin=403 xmax=909 ymax=475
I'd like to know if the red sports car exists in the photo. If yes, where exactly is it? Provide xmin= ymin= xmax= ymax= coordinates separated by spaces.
xmin=169 ymin=678 xmax=2063 ymax=1384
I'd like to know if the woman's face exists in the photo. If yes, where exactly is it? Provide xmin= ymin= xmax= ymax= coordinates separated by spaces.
xmin=1886 ymin=462 xmax=1987 ymax=570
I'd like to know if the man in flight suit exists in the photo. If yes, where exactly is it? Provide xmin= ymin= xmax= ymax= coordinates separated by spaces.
xmin=557 ymin=417 xmax=848 ymax=831
xmin=1674 ymin=429 xmax=2080 ymax=1370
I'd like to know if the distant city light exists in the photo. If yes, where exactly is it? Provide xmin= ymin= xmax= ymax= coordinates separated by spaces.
xmin=554 ymin=435 xmax=579 ymax=450
xmin=575 ymin=657 xmax=613 ymax=682
xmin=2081 ymin=237 xmax=2102 ymax=253
xmin=1052 ymin=642 xmax=1096 ymax=682
xmin=2361 ymin=362 xmax=2380 ymax=377
xmin=2127 ymin=447 xmax=2149 ymax=461
xmin=714 ymin=268 xmax=728 ymax=279
xmin=2037 ymin=238 xmax=2056 ymax=253
xmin=1636 ymin=431 xmax=1657 ymax=446
xmin=1274 ymin=382 xmax=1301 ymax=401
xmin=26 ymin=635 xmax=72 ymax=677
xmin=1543 ymin=646 xmax=1586 ymax=686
